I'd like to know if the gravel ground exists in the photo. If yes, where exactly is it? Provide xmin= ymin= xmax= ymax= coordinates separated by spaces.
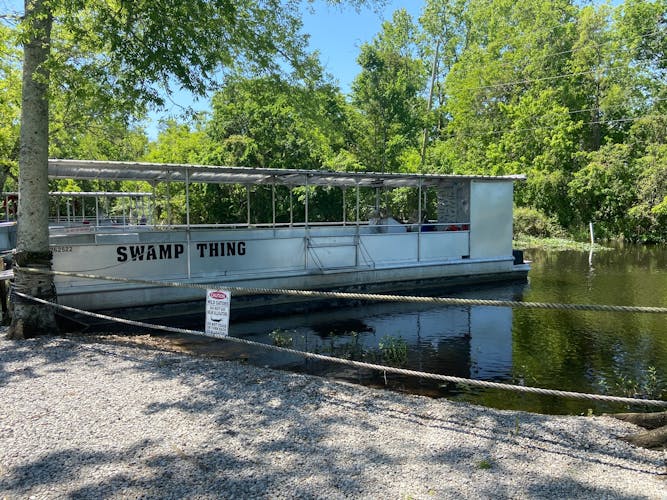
xmin=0 ymin=333 xmax=665 ymax=499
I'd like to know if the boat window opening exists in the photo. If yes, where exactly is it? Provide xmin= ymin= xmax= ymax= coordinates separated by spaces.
xmin=2 ymin=193 xmax=18 ymax=222
xmin=355 ymin=183 xmax=360 ymax=228
xmin=151 ymin=181 xmax=156 ymax=226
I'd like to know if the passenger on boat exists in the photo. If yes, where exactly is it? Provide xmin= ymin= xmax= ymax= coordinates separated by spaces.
xmin=368 ymin=209 xmax=407 ymax=233
xmin=420 ymin=214 xmax=435 ymax=232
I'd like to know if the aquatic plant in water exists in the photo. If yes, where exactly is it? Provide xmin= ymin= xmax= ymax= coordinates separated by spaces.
xmin=378 ymin=335 xmax=408 ymax=367
xmin=269 ymin=329 xmax=294 ymax=348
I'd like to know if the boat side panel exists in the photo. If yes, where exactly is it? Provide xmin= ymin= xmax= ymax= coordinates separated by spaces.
xmin=469 ymin=181 xmax=513 ymax=260
xmin=189 ymin=236 xmax=304 ymax=276
xmin=419 ymin=231 xmax=469 ymax=261
xmin=359 ymin=234 xmax=418 ymax=265
xmin=307 ymin=235 xmax=357 ymax=269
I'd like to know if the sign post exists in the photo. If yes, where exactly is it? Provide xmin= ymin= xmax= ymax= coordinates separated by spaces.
xmin=205 ymin=289 xmax=231 ymax=338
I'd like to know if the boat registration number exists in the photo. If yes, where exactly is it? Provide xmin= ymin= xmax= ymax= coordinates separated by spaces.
xmin=52 ymin=246 xmax=73 ymax=253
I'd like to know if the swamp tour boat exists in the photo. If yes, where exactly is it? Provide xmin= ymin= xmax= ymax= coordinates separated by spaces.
xmin=1 ymin=159 xmax=529 ymax=319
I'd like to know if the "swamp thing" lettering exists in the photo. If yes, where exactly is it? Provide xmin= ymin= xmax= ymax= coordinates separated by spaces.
xmin=116 ymin=243 xmax=184 ymax=262
xmin=195 ymin=241 xmax=246 ymax=258
xmin=116 ymin=241 xmax=247 ymax=262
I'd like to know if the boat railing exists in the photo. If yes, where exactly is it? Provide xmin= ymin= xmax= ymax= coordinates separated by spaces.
xmin=46 ymin=218 xmax=472 ymax=238
xmin=49 ymin=223 xmax=154 ymax=236
xmin=47 ymin=219 xmax=471 ymax=233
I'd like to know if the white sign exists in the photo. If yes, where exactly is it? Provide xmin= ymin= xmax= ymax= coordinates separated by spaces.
xmin=205 ymin=289 xmax=231 ymax=338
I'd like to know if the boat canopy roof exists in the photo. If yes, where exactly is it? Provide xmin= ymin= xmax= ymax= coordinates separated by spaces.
xmin=48 ymin=159 xmax=526 ymax=189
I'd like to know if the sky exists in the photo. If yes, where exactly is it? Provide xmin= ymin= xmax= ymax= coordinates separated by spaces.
xmin=301 ymin=0 xmax=422 ymax=94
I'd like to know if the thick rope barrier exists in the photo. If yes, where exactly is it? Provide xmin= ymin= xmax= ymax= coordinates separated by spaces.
xmin=18 ymin=267 xmax=667 ymax=314
xmin=13 ymin=291 xmax=667 ymax=408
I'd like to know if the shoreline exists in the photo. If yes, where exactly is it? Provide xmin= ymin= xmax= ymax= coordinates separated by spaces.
xmin=1 ymin=333 xmax=665 ymax=498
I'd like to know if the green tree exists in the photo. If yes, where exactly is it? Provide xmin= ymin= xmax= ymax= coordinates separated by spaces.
xmin=626 ymin=115 xmax=667 ymax=242
xmin=1 ymin=14 xmax=149 ymax=167
xmin=9 ymin=0 xmax=380 ymax=339
xmin=203 ymin=74 xmax=353 ymax=224
xmin=568 ymin=144 xmax=638 ymax=238
xmin=207 ymin=75 xmax=348 ymax=170
xmin=418 ymin=0 xmax=469 ymax=167
xmin=0 ymin=24 xmax=21 ymax=190
xmin=350 ymin=9 xmax=426 ymax=172
xmin=144 ymin=119 xmax=211 ymax=165
xmin=436 ymin=0 xmax=579 ymax=173
xmin=419 ymin=0 xmax=666 ymax=238
xmin=628 ymin=146 xmax=667 ymax=242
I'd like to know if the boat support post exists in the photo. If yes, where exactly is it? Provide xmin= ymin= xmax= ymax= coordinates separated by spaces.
xmin=185 ymin=167 xmax=191 ymax=279
xmin=418 ymin=179 xmax=422 ymax=262
xmin=355 ymin=182 xmax=360 ymax=267
xmin=289 ymin=187 xmax=293 ymax=227
xmin=151 ymin=182 xmax=156 ymax=225
xmin=246 ymin=185 xmax=251 ymax=226
xmin=272 ymin=177 xmax=276 ymax=232
xmin=304 ymin=175 xmax=309 ymax=269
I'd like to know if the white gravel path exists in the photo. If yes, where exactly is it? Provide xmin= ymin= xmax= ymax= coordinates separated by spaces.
xmin=0 ymin=334 xmax=665 ymax=499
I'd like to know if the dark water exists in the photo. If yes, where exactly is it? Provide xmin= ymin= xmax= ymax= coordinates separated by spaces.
xmin=172 ymin=244 xmax=667 ymax=415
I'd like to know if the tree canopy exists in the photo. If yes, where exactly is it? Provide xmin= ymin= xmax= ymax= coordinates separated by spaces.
xmin=3 ymin=0 xmax=666 ymax=250
xmin=4 ymin=0 xmax=384 ymax=338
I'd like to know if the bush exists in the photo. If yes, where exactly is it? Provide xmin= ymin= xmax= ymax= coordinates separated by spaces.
xmin=513 ymin=207 xmax=565 ymax=238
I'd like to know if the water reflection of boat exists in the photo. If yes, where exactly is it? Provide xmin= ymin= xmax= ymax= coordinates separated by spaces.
xmin=220 ymin=283 xmax=525 ymax=385
xmin=5 ymin=160 xmax=529 ymax=319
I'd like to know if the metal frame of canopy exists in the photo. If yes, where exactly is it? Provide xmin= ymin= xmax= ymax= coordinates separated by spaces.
xmin=46 ymin=159 xmax=525 ymax=230
xmin=2 ymin=190 xmax=154 ymax=226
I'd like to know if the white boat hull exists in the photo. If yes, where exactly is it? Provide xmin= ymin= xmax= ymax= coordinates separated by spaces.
xmin=51 ymin=224 xmax=527 ymax=317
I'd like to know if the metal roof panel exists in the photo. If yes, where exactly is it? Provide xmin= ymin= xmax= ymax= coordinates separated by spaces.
xmin=48 ymin=159 xmax=526 ymax=187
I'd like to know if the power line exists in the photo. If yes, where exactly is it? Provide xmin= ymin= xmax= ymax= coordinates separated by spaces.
xmin=565 ymin=97 xmax=667 ymax=116
xmin=456 ymin=54 xmax=666 ymax=93
xmin=439 ymin=113 xmax=667 ymax=140
xmin=467 ymin=28 xmax=664 ymax=73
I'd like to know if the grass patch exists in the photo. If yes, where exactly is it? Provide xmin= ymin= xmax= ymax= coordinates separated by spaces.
xmin=476 ymin=458 xmax=493 ymax=470
xmin=514 ymin=235 xmax=610 ymax=252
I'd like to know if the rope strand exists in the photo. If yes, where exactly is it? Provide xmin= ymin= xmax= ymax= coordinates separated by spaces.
xmin=13 ymin=290 xmax=667 ymax=408
xmin=18 ymin=267 xmax=667 ymax=314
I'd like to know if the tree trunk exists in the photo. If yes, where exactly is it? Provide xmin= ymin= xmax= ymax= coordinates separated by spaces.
xmin=607 ymin=411 xmax=667 ymax=450
xmin=420 ymin=38 xmax=440 ymax=169
xmin=620 ymin=425 xmax=667 ymax=450
xmin=7 ymin=0 xmax=59 ymax=339
xmin=610 ymin=411 xmax=667 ymax=430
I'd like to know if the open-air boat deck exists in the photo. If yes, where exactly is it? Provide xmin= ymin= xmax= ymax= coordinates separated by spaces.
xmin=2 ymin=160 xmax=529 ymax=315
